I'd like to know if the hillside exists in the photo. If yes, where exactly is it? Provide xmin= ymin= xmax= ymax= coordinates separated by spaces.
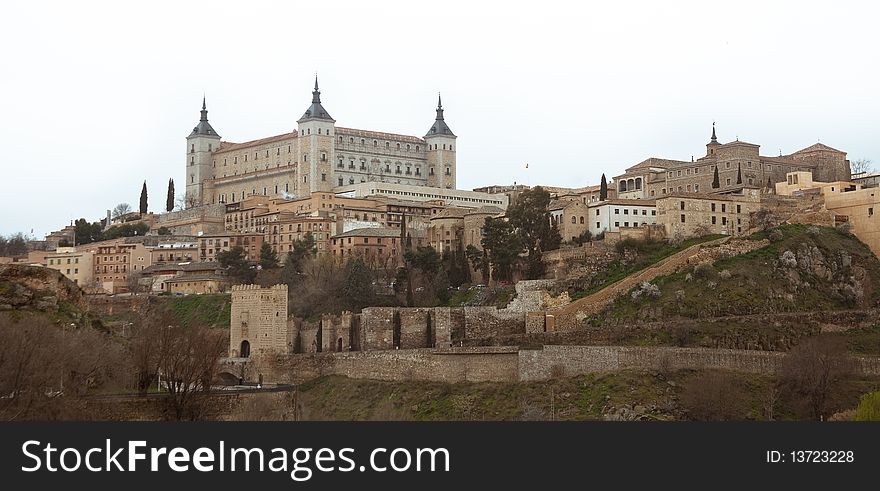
xmin=293 ymin=370 xmax=879 ymax=421
xmin=0 ymin=264 xmax=91 ymax=326
xmin=596 ymin=225 xmax=880 ymax=323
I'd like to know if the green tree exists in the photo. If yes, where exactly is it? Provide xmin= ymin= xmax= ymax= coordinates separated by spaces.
xmin=103 ymin=223 xmax=149 ymax=240
xmin=404 ymin=246 xmax=441 ymax=276
xmin=166 ymin=179 xmax=175 ymax=213
xmin=736 ymin=163 xmax=742 ymax=185
xmin=340 ymin=258 xmax=375 ymax=311
xmin=465 ymin=244 xmax=490 ymax=284
xmin=157 ymin=226 xmax=171 ymax=236
xmin=259 ymin=242 xmax=280 ymax=269
xmin=481 ymin=217 xmax=521 ymax=282
xmin=139 ymin=181 xmax=148 ymax=214
xmin=506 ymin=186 xmax=559 ymax=279
xmin=600 ymin=173 xmax=608 ymax=201
xmin=433 ymin=268 xmax=451 ymax=305
xmin=74 ymin=218 xmax=103 ymax=245
xmin=712 ymin=166 xmax=720 ymax=189
xmin=218 ymin=246 xmax=256 ymax=284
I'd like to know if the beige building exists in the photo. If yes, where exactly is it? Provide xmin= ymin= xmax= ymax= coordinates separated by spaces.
xmin=150 ymin=242 xmax=198 ymax=265
xmin=229 ymin=284 xmax=290 ymax=358
xmin=825 ymin=188 xmax=880 ymax=257
xmin=548 ymin=199 xmax=591 ymax=243
xmin=656 ymin=189 xmax=761 ymax=238
xmin=45 ymin=247 xmax=93 ymax=286
xmin=462 ymin=206 xmax=504 ymax=250
xmin=166 ymin=275 xmax=225 ymax=295
xmin=330 ymin=227 xmax=427 ymax=268
xmin=335 ymin=181 xmax=507 ymax=209
xmin=186 ymin=81 xmax=457 ymax=208
xmin=775 ymin=171 xmax=860 ymax=197
xmin=197 ymin=232 xmax=264 ymax=263
xmin=614 ymin=125 xmax=850 ymax=201
xmin=91 ymin=242 xmax=152 ymax=293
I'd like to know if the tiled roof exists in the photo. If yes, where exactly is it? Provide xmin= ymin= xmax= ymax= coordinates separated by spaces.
xmin=791 ymin=142 xmax=846 ymax=154
xmin=141 ymin=261 xmax=222 ymax=274
xmin=431 ymin=207 xmax=469 ymax=220
xmin=336 ymin=127 xmax=425 ymax=144
xmin=590 ymin=198 xmax=657 ymax=206
xmin=215 ymin=133 xmax=296 ymax=153
xmin=465 ymin=205 xmax=504 ymax=216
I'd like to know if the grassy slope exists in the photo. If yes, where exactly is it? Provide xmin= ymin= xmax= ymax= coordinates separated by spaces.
xmin=162 ymin=294 xmax=231 ymax=329
xmin=296 ymin=371 xmax=880 ymax=421
xmin=603 ymin=225 xmax=880 ymax=321
xmin=567 ymin=234 xmax=724 ymax=300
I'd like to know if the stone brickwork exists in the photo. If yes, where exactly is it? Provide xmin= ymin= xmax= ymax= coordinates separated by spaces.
xmin=326 ymin=347 xmax=519 ymax=383
xmin=321 ymin=311 xmax=353 ymax=353
xmin=229 ymin=284 xmax=289 ymax=358
xmin=361 ymin=307 xmax=396 ymax=351
xmin=399 ymin=308 xmax=433 ymax=349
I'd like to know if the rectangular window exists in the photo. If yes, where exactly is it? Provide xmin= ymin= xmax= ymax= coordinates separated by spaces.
xmin=680 ymin=201 xmax=685 ymax=210
xmin=680 ymin=214 xmax=686 ymax=223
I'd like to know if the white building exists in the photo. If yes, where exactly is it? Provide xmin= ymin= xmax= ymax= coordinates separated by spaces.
xmin=587 ymin=199 xmax=657 ymax=236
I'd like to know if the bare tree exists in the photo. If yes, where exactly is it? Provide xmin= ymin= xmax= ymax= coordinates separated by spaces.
xmin=752 ymin=208 xmax=778 ymax=232
xmin=681 ymin=370 xmax=749 ymax=421
xmin=850 ymin=158 xmax=874 ymax=176
xmin=112 ymin=202 xmax=132 ymax=219
xmin=0 ymin=313 xmax=126 ymax=420
xmin=779 ymin=337 xmax=854 ymax=421
xmin=174 ymin=193 xmax=199 ymax=211
xmin=157 ymin=325 xmax=226 ymax=420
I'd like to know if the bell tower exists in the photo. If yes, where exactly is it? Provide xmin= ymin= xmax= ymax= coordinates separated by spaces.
xmin=424 ymin=94 xmax=457 ymax=189
xmin=185 ymin=97 xmax=221 ymax=207
xmin=296 ymin=76 xmax=336 ymax=194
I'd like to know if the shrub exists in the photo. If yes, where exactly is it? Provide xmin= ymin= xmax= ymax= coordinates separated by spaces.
xmin=718 ymin=269 xmax=732 ymax=280
xmin=768 ymin=229 xmax=783 ymax=242
xmin=681 ymin=371 xmax=749 ymax=421
xmin=854 ymin=392 xmax=880 ymax=421
xmin=693 ymin=262 xmax=715 ymax=280
xmin=779 ymin=250 xmax=797 ymax=268
xmin=631 ymin=281 xmax=661 ymax=300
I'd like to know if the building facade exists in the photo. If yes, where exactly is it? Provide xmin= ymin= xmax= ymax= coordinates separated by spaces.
xmin=613 ymin=125 xmax=850 ymax=200
xmin=656 ymin=190 xmax=761 ymax=239
xmin=185 ymin=80 xmax=458 ymax=208
xmin=45 ymin=247 xmax=93 ymax=286
xmin=588 ymin=199 xmax=658 ymax=236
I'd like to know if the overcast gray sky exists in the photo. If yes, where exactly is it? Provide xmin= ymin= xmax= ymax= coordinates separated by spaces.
xmin=1 ymin=0 xmax=877 ymax=237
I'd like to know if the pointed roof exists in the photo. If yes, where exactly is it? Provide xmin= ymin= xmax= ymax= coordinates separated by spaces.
xmin=425 ymin=93 xmax=455 ymax=138
xmin=792 ymin=142 xmax=846 ymax=154
xmin=298 ymin=76 xmax=335 ymax=123
xmin=188 ymin=97 xmax=220 ymax=138
xmin=708 ymin=122 xmax=719 ymax=145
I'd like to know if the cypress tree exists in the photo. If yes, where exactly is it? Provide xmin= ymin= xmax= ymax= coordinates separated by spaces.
xmin=736 ymin=163 xmax=742 ymax=185
xmin=166 ymin=178 xmax=175 ymax=212
xmin=139 ymin=181 xmax=148 ymax=214
xmin=599 ymin=173 xmax=608 ymax=200
xmin=712 ymin=166 xmax=720 ymax=189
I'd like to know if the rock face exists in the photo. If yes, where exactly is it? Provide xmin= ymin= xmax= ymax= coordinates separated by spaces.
xmin=0 ymin=264 xmax=86 ymax=313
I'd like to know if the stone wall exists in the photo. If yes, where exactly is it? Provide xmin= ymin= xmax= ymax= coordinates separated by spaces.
xmin=325 ymin=347 xmax=519 ymax=383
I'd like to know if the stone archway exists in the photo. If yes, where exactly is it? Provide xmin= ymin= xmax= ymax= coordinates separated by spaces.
xmin=240 ymin=340 xmax=250 ymax=358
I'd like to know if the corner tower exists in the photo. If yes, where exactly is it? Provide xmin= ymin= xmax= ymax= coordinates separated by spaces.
xmin=425 ymin=94 xmax=457 ymax=189
xmin=296 ymin=76 xmax=336 ymax=194
xmin=185 ymin=97 xmax=221 ymax=207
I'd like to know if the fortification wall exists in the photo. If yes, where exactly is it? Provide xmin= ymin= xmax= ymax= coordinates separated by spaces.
xmin=326 ymin=347 xmax=520 ymax=383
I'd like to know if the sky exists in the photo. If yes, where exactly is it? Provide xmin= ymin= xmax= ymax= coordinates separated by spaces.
xmin=1 ymin=0 xmax=877 ymax=237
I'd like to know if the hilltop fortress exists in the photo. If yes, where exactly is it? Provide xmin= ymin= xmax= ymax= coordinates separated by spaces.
xmin=185 ymin=78 xmax=457 ymax=208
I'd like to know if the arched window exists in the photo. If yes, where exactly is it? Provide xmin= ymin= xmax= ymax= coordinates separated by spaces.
xmin=571 ymin=216 xmax=576 ymax=224
xmin=240 ymin=340 xmax=250 ymax=358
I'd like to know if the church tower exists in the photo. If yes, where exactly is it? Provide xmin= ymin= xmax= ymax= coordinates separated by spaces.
xmin=185 ymin=97 xmax=221 ymax=207
xmin=296 ymin=76 xmax=336 ymax=195
xmin=425 ymin=94 xmax=457 ymax=189
xmin=706 ymin=122 xmax=721 ymax=157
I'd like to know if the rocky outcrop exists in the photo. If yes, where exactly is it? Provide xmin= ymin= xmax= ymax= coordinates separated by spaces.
xmin=0 ymin=264 xmax=87 ymax=313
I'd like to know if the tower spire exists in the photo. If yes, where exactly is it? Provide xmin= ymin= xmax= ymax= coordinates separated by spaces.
xmin=312 ymin=75 xmax=321 ymax=103
xmin=200 ymin=96 xmax=208 ymax=121
xmin=189 ymin=96 xmax=219 ymax=137
xmin=710 ymin=121 xmax=718 ymax=143
xmin=435 ymin=92 xmax=444 ymax=120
